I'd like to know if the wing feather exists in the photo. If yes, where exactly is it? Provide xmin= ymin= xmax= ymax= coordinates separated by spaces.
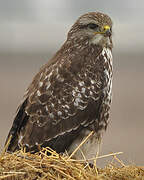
xmin=5 ymin=98 xmax=29 ymax=152
xmin=6 ymin=47 xmax=105 ymax=152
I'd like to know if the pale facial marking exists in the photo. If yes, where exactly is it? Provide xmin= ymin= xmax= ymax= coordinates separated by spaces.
xmin=90 ymin=34 xmax=111 ymax=47
xmin=90 ymin=34 xmax=103 ymax=45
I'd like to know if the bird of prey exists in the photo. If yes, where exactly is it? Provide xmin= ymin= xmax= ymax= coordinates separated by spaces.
xmin=5 ymin=12 xmax=113 ymax=160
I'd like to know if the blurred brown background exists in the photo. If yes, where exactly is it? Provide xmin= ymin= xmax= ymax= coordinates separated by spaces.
xmin=0 ymin=0 xmax=144 ymax=166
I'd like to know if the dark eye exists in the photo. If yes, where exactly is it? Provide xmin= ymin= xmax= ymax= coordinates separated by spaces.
xmin=88 ymin=23 xmax=99 ymax=30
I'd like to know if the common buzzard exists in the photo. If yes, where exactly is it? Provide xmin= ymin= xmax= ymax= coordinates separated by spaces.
xmin=5 ymin=12 xmax=113 ymax=160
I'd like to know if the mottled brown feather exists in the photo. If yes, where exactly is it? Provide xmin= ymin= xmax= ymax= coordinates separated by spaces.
xmin=5 ymin=12 xmax=113 ymax=155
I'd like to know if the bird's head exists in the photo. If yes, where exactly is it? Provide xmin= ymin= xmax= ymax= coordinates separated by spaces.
xmin=68 ymin=12 xmax=113 ymax=49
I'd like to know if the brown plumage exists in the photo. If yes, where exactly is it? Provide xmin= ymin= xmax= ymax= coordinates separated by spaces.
xmin=5 ymin=12 xmax=113 ymax=160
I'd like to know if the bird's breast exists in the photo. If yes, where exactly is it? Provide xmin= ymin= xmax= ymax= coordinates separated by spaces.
xmin=101 ymin=47 xmax=113 ymax=103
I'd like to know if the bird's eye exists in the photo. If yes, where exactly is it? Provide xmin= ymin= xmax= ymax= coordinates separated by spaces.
xmin=88 ymin=23 xmax=99 ymax=30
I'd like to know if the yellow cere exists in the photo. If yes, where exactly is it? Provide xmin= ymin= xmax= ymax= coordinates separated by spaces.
xmin=103 ymin=25 xmax=110 ymax=31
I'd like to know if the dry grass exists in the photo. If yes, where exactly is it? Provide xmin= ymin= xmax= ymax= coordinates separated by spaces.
xmin=0 ymin=148 xmax=143 ymax=180
xmin=1 ymin=133 xmax=144 ymax=180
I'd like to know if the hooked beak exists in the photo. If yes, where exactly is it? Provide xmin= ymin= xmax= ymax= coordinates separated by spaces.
xmin=94 ymin=25 xmax=112 ymax=37
xmin=103 ymin=25 xmax=112 ymax=37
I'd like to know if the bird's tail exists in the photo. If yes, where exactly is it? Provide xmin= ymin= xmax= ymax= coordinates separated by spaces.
xmin=4 ymin=98 xmax=28 ymax=152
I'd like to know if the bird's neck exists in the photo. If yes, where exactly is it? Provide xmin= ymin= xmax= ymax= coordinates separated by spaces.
xmin=55 ymin=37 xmax=104 ymax=61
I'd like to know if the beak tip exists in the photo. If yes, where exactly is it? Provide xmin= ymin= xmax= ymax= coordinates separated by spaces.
xmin=105 ymin=29 xmax=112 ymax=37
